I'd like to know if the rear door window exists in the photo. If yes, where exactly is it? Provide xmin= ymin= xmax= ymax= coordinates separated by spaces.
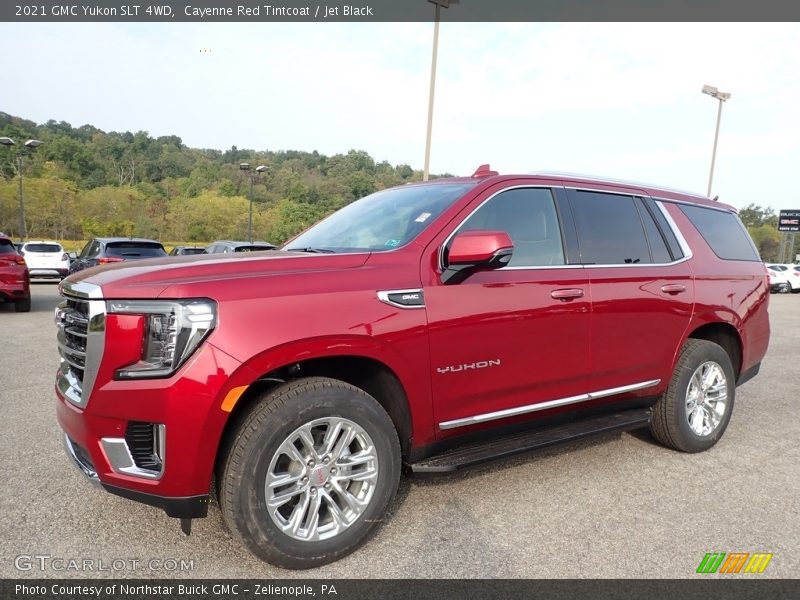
xmin=679 ymin=205 xmax=760 ymax=261
xmin=569 ymin=191 xmax=652 ymax=265
xmin=635 ymin=199 xmax=672 ymax=264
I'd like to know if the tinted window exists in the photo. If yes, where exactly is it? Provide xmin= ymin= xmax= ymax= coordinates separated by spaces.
xmin=455 ymin=188 xmax=565 ymax=267
xmin=571 ymin=192 xmax=651 ymax=265
xmin=679 ymin=205 xmax=760 ymax=261
xmin=24 ymin=243 xmax=62 ymax=253
xmin=106 ymin=242 xmax=167 ymax=258
xmin=635 ymin=199 xmax=672 ymax=263
xmin=235 ymin=245 xmax=274 ymax=252
xmin=645 ymin=198 xmax=684 ymax=260
xmin=180 ymin=247 xmax=206 ymax=255
xmin=0 ymin=240 xmax=15 ymax=254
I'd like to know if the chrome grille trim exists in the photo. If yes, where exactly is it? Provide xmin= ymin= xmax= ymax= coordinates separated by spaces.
xmin=56 ymin=281 xmax=105 ymax=408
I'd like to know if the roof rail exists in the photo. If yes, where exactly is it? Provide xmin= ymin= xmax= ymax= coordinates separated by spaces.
xmin=529 ymin=170 xmax=706 ymax=199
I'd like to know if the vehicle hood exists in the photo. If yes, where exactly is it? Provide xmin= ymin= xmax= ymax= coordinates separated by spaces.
xmin=64 ymin=251 xmax=370 ymax=299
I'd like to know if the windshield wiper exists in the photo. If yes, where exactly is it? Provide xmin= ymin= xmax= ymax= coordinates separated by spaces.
xmin=285 ymin=247 xmax=336 ymax=254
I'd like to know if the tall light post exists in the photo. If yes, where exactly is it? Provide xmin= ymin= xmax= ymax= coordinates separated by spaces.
xmin=423 ymin=0 xmax=457 ymax=181
xmin=0 ymin=137 xmax=44 ymax=242
xmin=239 ymin=162 xmax=268 ymax=243
xmin=701 ymin=85 xmax=731 ymax=197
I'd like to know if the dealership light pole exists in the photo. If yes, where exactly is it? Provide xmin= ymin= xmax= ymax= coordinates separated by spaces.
xmin=0 ymin=137 xmax=44 ymax=242
xmin=701 ymin=85 xmax=731 ymax=198
xmin=239 ymin=162 xmax=268 ymax=243
xmin=423 ymin=0 xmax=457 ymax=181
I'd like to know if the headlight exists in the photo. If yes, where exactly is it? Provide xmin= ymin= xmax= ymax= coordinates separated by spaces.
xmin=107 ymin=299 xmax=217 ymax=379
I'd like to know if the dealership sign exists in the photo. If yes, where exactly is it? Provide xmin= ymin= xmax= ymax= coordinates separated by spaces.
xmin=778 ymin=210 xmax=800 ymax=232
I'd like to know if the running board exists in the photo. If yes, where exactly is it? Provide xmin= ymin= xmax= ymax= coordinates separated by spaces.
xmin=409 ymin=408 xmax=652 ymax=473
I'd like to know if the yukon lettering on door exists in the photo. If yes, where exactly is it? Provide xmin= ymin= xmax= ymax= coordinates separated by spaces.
xmin=437 ymin=359 xmax=501 ymax=374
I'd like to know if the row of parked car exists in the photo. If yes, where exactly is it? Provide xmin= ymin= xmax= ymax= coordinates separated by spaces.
xmin=68 ymin=238 xmax=277 ymax=273
xmin=766 ymin=263 xmax=800 ymax=293
xmin=0 ymin=234 xmax=278 ymax=312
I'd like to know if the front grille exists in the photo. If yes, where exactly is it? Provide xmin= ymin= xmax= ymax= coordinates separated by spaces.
xmin=55 ymin=284 xmax=105 ymax=407
xmin=58 ymin=297 xmax=89 ymax=383
xmin=125 ymin=422 xmax=164 ymax=473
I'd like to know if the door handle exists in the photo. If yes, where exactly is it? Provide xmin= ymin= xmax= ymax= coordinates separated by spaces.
xmin=661 ymin=284 xmax=686 ymax=294
xmin=551 ymin=288 xmax=584 ymax=300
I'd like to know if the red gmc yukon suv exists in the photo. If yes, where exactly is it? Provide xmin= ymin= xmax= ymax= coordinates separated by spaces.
xmin=55 ymin=168 xmax=770 ymax=568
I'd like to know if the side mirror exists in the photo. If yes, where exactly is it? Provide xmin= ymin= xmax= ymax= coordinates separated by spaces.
xmin=68 ymin=252 xmax=77 ymax=260
xmin=443 ymin=230 xmax=513 ymax=284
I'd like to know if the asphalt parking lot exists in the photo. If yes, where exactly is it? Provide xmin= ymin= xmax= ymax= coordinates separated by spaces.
xmin=1 ymin=283 xmax=797 ymax=579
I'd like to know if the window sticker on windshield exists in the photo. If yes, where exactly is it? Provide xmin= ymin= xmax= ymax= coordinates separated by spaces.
xmin=384 ymin=239 xmax=401 ymax=248
xmin=415 ymin=212 xmax=432 ymax=223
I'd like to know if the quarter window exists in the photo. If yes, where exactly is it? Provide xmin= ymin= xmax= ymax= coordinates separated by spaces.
xmin=454 ymin=188 xmax=565 ymax=267
xmin=571 ymin=191 xmax=651 ymax=265
xmin=679 ymin=204 xmax=760 ymax=262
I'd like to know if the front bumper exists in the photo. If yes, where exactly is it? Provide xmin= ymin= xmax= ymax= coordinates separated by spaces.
xmin=769 ymin=282 xmax=789 ymax=292
xmin=29 ymin=267 xmax=69 ymax=278
xmin=64 ymin=434 xmax=209 ymax=517
xmin=56 ymin=340 xmax=246 ymax=519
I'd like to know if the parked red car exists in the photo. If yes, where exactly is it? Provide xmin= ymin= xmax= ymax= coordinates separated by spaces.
xmin=55 ymin=168 xmax=769 ymax=568
xmin=0 ymin=234 xmax=30 ymax=312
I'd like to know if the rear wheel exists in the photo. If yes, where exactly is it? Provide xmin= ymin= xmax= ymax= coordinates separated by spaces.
xmin=650 ymin=339 xmax=735 ymax=453
xmin=14 ymin=297 xmax=31 ymax=312
xmin=219 ymin=377 xmax=401 ymax=569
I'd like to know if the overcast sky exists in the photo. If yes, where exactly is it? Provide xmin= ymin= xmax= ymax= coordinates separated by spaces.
xmin=1 ymin=22 xmax=798 ymax=211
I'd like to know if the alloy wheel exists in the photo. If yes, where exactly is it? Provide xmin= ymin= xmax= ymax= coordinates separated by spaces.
xmin=685 ymin=361 xmax=728 ymax=436
xmin=264 ymin=417 xmax=379 ymax=541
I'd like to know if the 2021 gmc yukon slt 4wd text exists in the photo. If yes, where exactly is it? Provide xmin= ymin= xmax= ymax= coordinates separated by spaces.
xmin=55 ymin=168 xmax=769 ymax=568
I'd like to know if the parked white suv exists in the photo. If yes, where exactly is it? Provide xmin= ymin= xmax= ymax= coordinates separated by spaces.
xmin=766 ymin=264 xmax=800 ymax=292
xmin=21 ymin=241 xmax=70 ymax=280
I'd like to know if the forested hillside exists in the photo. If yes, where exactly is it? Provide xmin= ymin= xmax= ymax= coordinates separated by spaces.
xmin=0 ymin=112 xmax=444 ymax=244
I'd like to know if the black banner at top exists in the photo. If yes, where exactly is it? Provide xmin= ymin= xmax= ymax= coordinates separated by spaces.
xmin=2 ymin=0 xmax=800 ymax=22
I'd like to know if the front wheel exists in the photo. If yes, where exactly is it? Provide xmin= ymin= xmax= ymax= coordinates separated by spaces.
xmin=219 ymin=377 xmax=401 ymax=569
xmin=650 ymin=339 xmax=735 ymax=453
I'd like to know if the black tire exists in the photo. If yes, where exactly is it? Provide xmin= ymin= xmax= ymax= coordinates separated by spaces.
xmin=14 ymin=297 xmax=31 ymax=312
xmin=650 ymin=339 xmax=736 ymax=453
xmin=219 ymin=376 xmax=401 ymax=569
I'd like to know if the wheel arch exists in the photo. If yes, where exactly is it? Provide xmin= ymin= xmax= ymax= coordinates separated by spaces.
xmin=685 ymin=321 xmax=743 ymax=379
xmin=216 ymin=351 xmax=415 ymax=475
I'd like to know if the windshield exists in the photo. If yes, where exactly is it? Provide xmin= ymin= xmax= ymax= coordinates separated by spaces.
xmin=285 ymin=182 xmax=475 ymax=253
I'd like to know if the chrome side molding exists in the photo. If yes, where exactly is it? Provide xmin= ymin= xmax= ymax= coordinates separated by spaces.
xmin=439 ymin=379 xmax=661 ymax=430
